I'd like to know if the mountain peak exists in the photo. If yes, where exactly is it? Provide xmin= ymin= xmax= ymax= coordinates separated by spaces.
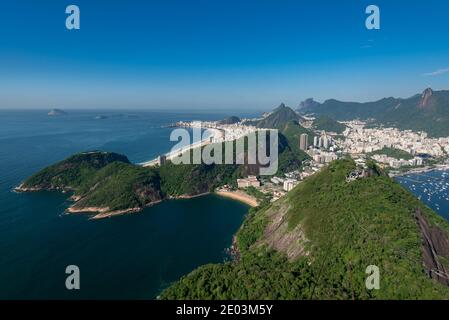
xmin=256 ymin=103 xmax=303 ymax=129
xmin=298 ymin=98 xmax=320 ymax=110
xmin=423 ymin=87 xmax=433 ymax=95
xmin=276 ymin=103 xmax=287 ymax=110
xmin=418 ymin=88 xmax=434 ymax=109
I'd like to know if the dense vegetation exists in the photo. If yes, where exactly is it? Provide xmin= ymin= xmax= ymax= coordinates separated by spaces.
xmin=21 ymin=151 xmax=242 ymax=212
xmin=74 ymin=162 xmax=162 ymax=211
xmin=160 ymin=159 xmax=449 ymax=299
xmin=312 ymin=115 xmax=347 ymax=134
xmin=159 ymin=162 xmax=240 ymax=196
xmin=276 ymin=120 xmax=313 ymax=174
xmin=368 ymin=147 xmax=413 ymax=160
xmin=242 ymin=186 xmax=271 ymax=207
xmin=22 ymin=152 xmax=130 ymax=190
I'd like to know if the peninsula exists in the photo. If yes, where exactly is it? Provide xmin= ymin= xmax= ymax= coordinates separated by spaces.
xmin=15 ymin=151 xmax=247 ymax=218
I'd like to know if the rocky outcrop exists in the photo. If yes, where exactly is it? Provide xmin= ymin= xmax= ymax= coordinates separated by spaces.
xmin=257 ymin=198 xmax=309 ymax=260
xmin=298 ymin=98 xmax=320 ymax=110
xmin=418 ymin=88 xmax=434 ymax=109
xmin=415 ymin=208 xmax=449 ymax=285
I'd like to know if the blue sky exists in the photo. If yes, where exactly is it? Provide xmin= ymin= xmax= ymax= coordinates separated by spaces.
xmin=0 ymin=0 xmax=449 ymax=110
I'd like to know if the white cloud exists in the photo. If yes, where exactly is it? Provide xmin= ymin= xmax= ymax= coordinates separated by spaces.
xmin=423 ymin=67 xmax=449 ymax=77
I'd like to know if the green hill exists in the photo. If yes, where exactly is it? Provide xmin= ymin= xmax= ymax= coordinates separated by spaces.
xmin=368 ymin=147 xmax=414 ymax=160
xmin=18 ymin=151 xmax=130 ymax=191
xmin=276 ymin=121 xmax=313 ymax=173
xmin=218 ymin=116 xmax=241 ymax=125
xmin=302 ymin=98 xmax=397 ymax=121
xmin=256 ymin=103 xmax=304 ymax=129
xmin=18 ymin=150 xmax=242 ymax=215
xmin=312 ymin=115 xmax=347 ymax=134
xmin=160 ymin=159 xmax=449 ymax=299
xmin=73 ymin=162 xmax=162 ymax=212
xmin=300 ymin=88 xmax=449 ymax=137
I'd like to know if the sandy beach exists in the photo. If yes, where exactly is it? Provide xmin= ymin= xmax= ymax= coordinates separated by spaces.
xmin=140 ymin=126 xmax=222 ymax=167
xmin=215 ymin=190 xmax=258 ymax=207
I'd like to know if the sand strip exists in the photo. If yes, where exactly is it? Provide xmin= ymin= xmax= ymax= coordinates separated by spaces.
xmin=215 ymin=190 xmax=258 ymax=207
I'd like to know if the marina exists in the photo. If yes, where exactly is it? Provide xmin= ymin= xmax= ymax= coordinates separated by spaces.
xmin=396 ymin=170 xmax=449 ymax=221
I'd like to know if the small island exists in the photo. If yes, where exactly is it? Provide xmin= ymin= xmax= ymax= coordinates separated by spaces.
xmin=48 ymin=109 xmax=67 ymax=116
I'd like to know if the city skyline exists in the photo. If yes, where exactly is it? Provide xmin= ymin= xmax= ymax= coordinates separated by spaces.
xmin=1 ymin=0 xmax=449 ymax=109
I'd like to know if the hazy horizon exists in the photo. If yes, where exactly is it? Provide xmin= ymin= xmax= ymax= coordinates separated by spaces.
xmin=0 ymin=86 xmax=446 ymax=111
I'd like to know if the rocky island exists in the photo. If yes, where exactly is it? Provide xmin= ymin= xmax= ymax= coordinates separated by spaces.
xmin=48 ymin=109 xmax=67 ymax=116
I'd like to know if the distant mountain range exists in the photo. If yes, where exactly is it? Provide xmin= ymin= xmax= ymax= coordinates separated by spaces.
xmin=297 ymin=98 xmax=320 ymax=110
xmin=298 ymin=88 xmax=449 ymax=137
xmin=250 ymin=103 xmax=345 ymax=135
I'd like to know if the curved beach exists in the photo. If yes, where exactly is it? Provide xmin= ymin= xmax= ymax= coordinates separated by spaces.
xmin=215 ymin=190 xmax=258 ymax=207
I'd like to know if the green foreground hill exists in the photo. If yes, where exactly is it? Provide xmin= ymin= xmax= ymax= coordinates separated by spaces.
xmin=160 ymin=159 xmax=449 ymax=299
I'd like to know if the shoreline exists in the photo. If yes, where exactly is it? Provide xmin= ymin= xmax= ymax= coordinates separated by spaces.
xmin=390 ymin=164 xmax=449 ymax=178
xmin=139 ymin=126 xmax=221 ymax=167
xmin=65 ymin=194 xmax=212 ymax=219
xmin=66 ymin=205 xmax=144 ymax=220
xmin=170 ymin=192 xmax=210 ymax=200
xmin=215 ymin=190 xmax=258 ymax=207
xmin=15 ymin=182 xmax=254 ymax=220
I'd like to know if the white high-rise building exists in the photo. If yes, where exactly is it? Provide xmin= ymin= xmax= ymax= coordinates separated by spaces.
xmin=299 ymin=134 xmax=309 ymax=151
xmin=283 ymin=179 xmax=298 ymax=192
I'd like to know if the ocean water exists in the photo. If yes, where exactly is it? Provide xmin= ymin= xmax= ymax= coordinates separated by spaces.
xmin=396 ymin=170 xmax=449 ymax=222
xmin=0 ymin=110 xmax=252 ymax=299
